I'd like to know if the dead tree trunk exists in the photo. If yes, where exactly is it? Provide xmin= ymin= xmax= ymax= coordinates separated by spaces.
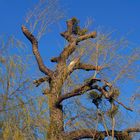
xmin=22 ymin=17 xmax=140 ymax=140
xmin=47 ymin=62 xmax=67 ymax=139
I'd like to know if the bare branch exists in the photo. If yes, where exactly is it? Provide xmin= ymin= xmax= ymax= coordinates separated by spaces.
xmin=66 ymin=18 xmax=74 ymax=35
xmin=98 ymin=80 xmax=133 ymax=111
xmin=33 ymin=76 xmax=50 ymax=87
xmin=113 ymin=98 xmax=133 ymax=111
xmin=55 ymin=78 xmax=100 ymax=106
xmin=75 ymin=63 xmax=102 ymax=71
xmin=60 ymin=18 xmax=76 ymax=41
xmin=60 ymin=41 xmax=77 ymax=61
xmin=125 ymin=128 xmax=140 ymax=133
xmin=63 ymin=127 xmax=140 ymax=140
xmin=76 ymin=31 xmax=97 ymax=43
xmin=60 ymin=31 xmax=71 ymax=41
xmin=65 ymin=115 xmax=79 ymax=126
xmin=56 ymin=85 xmax=91 ymax=106
xmin=59 ymin=18 xmax=97 ymax=63
xmin=94 ymin=83 xmax=133 ymax=111
xmin=50 ymin=57 xmax=59 ymax=63
xmin=21 ymin=25 xmax=53 ymax=77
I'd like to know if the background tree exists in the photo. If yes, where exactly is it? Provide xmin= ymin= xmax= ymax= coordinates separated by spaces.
xmin=22 ymin=17 xmax=140 ymax=140
xmin=0 ymin=0 xmax=65 ymax=139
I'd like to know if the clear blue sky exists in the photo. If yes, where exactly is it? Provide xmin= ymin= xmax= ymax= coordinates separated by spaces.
xmin=0 ymin=0 xmax=140 ymax=39
xmin=0 ymin=0 xmax=140 ymax=43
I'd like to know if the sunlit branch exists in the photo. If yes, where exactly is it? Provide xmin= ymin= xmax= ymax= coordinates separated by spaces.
xmin=67 ymin=57 xmax=80 ymax=73
xmin=55 ymin=78 xmax=100 ymax=106
xmin=60 ymin=18 xmax=97 ymax=62
xmin=113 ymin=98 xmax=133 ymax=111
xmin=76 ymin=31 xmax=97 ymax=43
xmin=33 ymin=76 xmax=50 ymax=87
xmin=60 ymin=41 xmax=77 ymax=61
xmin=75 ymin=63 xmax=102 ymax=71
xmin=22 ymin=25 xmax=53 ymax=77
xmin=60 ymin=18 xmax=75 ymax=41
xmin=63 ymin=127 xmax=140 ymax=140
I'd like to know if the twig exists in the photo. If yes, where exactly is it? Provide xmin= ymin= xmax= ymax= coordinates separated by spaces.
xmin=113 ymin=98 xmax=133 ymax=111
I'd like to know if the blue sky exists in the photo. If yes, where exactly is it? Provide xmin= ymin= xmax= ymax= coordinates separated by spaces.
xmin=0 ymin=0 xmax=140 ymax=56
xmin=0 ymin=0 xmax=140 ymax=42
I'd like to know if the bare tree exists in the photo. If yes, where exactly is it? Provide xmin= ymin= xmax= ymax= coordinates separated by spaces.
xmin=0 ymin=35 xmax=50 ymax=140
xmin=0 ymin=36 xmax=33 ymax=139
xmin=22 ymin=17 xmax=140 ymax=140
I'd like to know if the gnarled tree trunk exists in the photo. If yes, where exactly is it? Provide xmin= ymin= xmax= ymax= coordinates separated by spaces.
xmin=22 ymin=17 xmax=140 ymax=140
xmin=47 ymin=65 xmax=67 ymax=139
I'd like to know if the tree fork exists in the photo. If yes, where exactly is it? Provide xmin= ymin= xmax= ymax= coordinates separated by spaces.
xmin=22 ymin=17 xmax=140 ymax=140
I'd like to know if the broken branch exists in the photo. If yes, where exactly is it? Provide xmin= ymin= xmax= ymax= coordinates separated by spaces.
xmin=75 ymin=63 xmax=102 ymax=71
xmin=76 ymin=31 xmax=97 ymax=43
xmin=33 ymin=76 xmax=50 ymax=87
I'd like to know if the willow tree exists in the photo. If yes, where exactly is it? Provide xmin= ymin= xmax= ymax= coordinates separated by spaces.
xmin=22 ymin=17 xmax=140 ymax=140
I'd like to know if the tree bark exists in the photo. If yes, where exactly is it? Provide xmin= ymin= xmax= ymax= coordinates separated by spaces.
xmin=47 ymin=61 xmax=67 ymax=140
xmin=47 ymin=92 xmax=64 ymax=140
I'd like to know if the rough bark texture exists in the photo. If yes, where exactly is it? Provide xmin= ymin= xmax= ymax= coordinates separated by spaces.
xmin=22 ymin=17 xmax=140 ymax=140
